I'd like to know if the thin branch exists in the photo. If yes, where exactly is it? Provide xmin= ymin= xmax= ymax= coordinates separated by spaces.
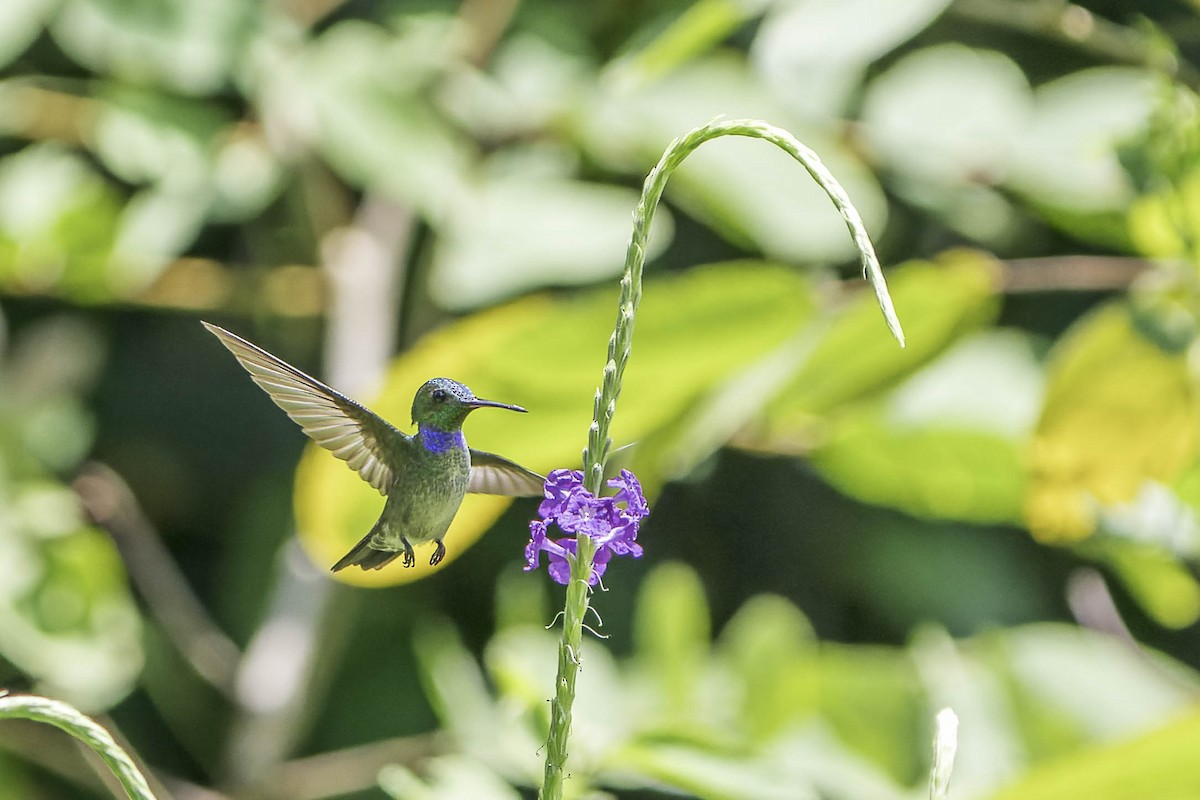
xmin=270 ymin=732 xmax=446 ymax=800
xmin=1067 ymin=568 xmax=1200 ymax=698
xmin=222 ymin=189 xmax=412 ymax=790
xmin=459 ymin=0 xmax=521 ymax=67
xmin=951 ymin=0 xmax=1200 ymax=89
xmin=73 ymin=463 xmax=241 ymax=697
xmin=999 ymin=255 xmax=1156 ymax=293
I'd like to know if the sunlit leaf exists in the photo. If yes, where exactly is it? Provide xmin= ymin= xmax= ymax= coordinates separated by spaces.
xmin=0 ymin=482 xmax=142 ymax=711
xmin=859 ymin=45 xmax=1029 ymax=243
xmin=1100 ymin=479 xmax=1200 ymax=559
xmin=109 ymin=188 xmax=210 ymax=291
xmin=610 ymin=0 xmax=772 ymax=89
xmin=1083 ymin=538 xmax=1200 ymax=629
xmin=861 ymin=45 xmax=1030 ymax=187
xmin=298 ymin=20 xmax=474 ymax=216
xmin=633 ymin=562 xmax=711 ymax=714
xmin=0 ymin=0 xmax=56 ymax=70
xmin=717 ymin=594 xmax=816 ymax=739
xmin=380 ymin=756 xmax=524 ymax=800
xmin=986 ymin=623 xmax=1200 ymax=743
xmin=1009 ymin=68 xmax=1155 ymax=249
xmin=909 ymin=628 xmax=1026 ymax=796
xmin=296 ymin=262 xmax=815 ymax=586
xmin=816 ymin=644 xmax=924 ymax=784
xmin=756 ymin=250 xmax=1001 ymax=448
xmin=582 ymin=54 xmax=887 ymax=263
xmin=988 ymin=709 xmax=1200 ymax=800
xmin=415 ymin=623 xmax=544 ymax=783
xmin=618 ymin=742 xmax=819 ymax=800
xmin=808 ymin=329 xmax=1041 ymax=524
xmin=0 ymin=144 xmax=122 ymax=300
xmin=429 ymin=170 xmax=672 ymax=310
xmin=753 ymin=0 xmax=954 ymax=119
xmin=1024 ymin=303 xmax=1200 ymax=543
xmin=1120 ymin=78 xmax=1200 ymax=259
xmin=51 ymin=0 xmax=251 ymax=95
xmin=813 ymin=418 xmax=1026 ymax=525
xmin=1128 ymin=167 xmax=1200 ymax=258
xmin=439 ymin=35 xmax=590 ymax=139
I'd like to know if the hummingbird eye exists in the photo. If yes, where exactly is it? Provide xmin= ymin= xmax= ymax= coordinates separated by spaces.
xmin=431 ymin=388 xmax=448 ymax=403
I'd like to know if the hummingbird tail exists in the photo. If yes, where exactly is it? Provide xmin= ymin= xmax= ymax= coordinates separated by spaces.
xmin=330 ymin=528 xmax=402 ymax=572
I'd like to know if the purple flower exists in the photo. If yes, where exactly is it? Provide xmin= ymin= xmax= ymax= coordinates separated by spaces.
xmin=609 ymin=470 xmax=649 ymax=519
xmin=523 ymin=467 xmax=648 ymax=585
xmin=539 ymin=469 xmax=583 ymax=519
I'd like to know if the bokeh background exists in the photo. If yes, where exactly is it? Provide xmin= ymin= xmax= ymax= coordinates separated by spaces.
xmin=4 ymin=0 xmax=1200 ymax=798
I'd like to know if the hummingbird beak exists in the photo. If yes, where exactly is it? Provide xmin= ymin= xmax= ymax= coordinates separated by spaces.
xmin=468 ymin=398 xmax=527 ymax=413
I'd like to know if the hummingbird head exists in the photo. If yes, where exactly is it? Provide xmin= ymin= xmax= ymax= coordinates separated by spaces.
xmin=411 ymin=378 xmax=527 ymax=430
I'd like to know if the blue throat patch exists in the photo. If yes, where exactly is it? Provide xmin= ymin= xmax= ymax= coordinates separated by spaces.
xmin=421 ymin=427 xmax=465 ymax=454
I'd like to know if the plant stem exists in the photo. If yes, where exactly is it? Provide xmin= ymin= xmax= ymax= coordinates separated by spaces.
xmin=0 ymin=693 xmax=157 ymax=800
xmin=538 ymin=118 xmax=904 ymax=800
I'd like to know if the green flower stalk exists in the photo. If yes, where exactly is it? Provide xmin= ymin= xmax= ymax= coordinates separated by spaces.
xmin=0 ymin=692 xmax=157 ymax=800
xmin=536 ymin=118 xmax=905 ymax=800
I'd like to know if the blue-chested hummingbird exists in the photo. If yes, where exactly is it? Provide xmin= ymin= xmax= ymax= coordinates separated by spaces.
xmin=203 ymin=322 xmax=544 ymax=572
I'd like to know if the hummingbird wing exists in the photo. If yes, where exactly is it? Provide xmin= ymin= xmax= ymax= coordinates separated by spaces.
xmin=203 ymin=322 xmax=400 ymax=495
xmin=468 ymin=450 xmax=544 ymax=497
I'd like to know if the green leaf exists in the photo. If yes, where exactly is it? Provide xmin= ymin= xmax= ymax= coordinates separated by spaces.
xmin=988 ymin=709 xmax=1200 ymax=800
xmin=859 ymin=45 xmax=1029 ymax=242
xmin=0 ymin=0 xmax=56 ymax=70
xmin=581 ymin=54 xmax=887 ymax=263
xmin=381 ymin=756 xmax=524 ymax=800
xmin=753 ymin=0 xmax=954 ymax=118
xmin=985 ymin=624 xmax=1200 ymax=742
xmin=299 ymin=19 xmax=474 ymax=215
xmin=295 ymin=261 xmax=816 ymax=586
xmin=51 ymin=0 xmax=251 ymax=94
xmin=429 ymin=170 xmax=673 ymax=310
xmin=816 ymin=644 xmax=924 ymax=784
xmin=0 ymin=482 xmax=142 ymax=711
xmin=1129 ymin=166 xmax=1200 ymax=259
xmin=608 ymin=0 xmax=772 ymax=88
xmin=809 ymin=329 xmax=1041 ymax=524
xmin=1100 ymin=480 xmax=1200 ymax=560
xmin=861 ymin=45 xmax=1030 ymax=187
xmin=618 ymin=742 xmax=818 ymax=800
xmin=717 ymin=594 xmax=816 ymax=739
xmin=634 ymin=562 xmax=712 ymax=714
xmin=813 ymin=418 xmax=1026 ymax=525
xmin=0 ymin=144 xmax=123 ymax=301
xmin=758 ymin=250 xmax=1001 ymax=446
xmin=1009 ymin=67 xmax=1155 ymax=247
xmin=1085 ymin=538 xmax=1200 ymax=628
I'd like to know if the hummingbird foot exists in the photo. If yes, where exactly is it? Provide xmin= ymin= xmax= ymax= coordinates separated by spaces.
xmin=429 ymin=540 xmax=446 ymax=566
xmin=401 ymin=538 xmax=416 ymax=568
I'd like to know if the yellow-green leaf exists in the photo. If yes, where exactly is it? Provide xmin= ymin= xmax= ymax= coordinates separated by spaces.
xmin=989 ymin=709 xmax=1200 ymax=800
xmin=758 ymin=249 xmax=1000 ymax=447
xmin=811 ymin=416 xmax=1026 ymax=524
xmin=1025 ymin=303 xmax=1200 ymax=543
xmin=296 ymin=262 xmax=815 ymax=586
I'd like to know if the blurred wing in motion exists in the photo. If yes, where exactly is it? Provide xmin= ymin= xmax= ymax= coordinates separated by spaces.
xmin=203 ymin=321 xmax=400 ymax=495
xmin=468 ymin=449 xmax=544 ymax=496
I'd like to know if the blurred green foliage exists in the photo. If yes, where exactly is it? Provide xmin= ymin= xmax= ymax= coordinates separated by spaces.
xmin=2 ymin=0 xmax=1200 ymax=798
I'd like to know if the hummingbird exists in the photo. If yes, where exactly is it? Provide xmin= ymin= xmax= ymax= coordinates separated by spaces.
xmin=202 ymin=322 xmax=544 ymax=572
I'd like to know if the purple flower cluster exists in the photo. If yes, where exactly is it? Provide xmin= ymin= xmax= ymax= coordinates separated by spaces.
xmin=524 ymin=468 xmax=649 ymax=585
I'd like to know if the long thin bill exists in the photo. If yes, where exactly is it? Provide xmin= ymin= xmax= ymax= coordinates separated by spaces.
xmin=469 ymin=398 xmax=527 ymax=413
